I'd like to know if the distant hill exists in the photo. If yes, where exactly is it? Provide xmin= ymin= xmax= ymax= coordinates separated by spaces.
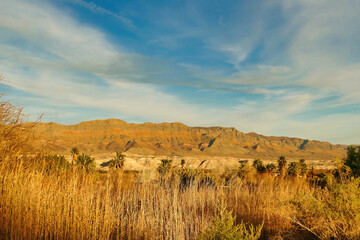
xmin=32 ymin=118 xmax=347 ymax=160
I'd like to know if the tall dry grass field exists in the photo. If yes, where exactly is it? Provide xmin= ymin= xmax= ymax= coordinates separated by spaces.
xmin=1 ymin=157 xmax=360 ymax=239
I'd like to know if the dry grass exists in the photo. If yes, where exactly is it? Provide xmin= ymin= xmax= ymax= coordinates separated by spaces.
xmin=1 ymin=157 xmax=360 ymax=239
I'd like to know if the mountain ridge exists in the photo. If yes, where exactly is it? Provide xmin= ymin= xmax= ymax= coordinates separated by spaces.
xmin=32 ymin=118 xmax=347 ymax=160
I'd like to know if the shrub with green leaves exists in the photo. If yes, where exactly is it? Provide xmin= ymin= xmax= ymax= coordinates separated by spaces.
xmin=288 ymin=162 xmax=301 ymax=177
xmin=157 ymin=159 xmax=173 ymax=175
xmin=299 ymin=159 xmax=308 ymax=176
xmin=200 ymin=201 xmax=263 ymax=240
xmin=345 ymin=145 xmax=360 ymax=177
xmin=76 ymin=153 xmax=96 ymax=172
xmin=108 ymin=151 xmax=125 ymax=170
xmin=253 ymin=159 xmax=266 ymax=173
xmin=237 ymin=161 xmax=250 ymax=179
xmin=278 ymin=155 xmax=287 ymax=175
xmin=316 ymin=173 xmax=328 ymax=189
xmin=178 ymin=167 xmax=197 ymax=189
xmin=265 ymin=163 xmax=276 ymax=173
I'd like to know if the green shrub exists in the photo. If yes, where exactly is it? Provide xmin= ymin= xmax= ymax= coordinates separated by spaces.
xmin=278 ymin=156 xmax=287 ymax=175
xmin=237 ymin=161 xmax=250 ymax=179
xmin=76 ymin=153 xmax=96 ymax=172
xmin=316 ymin=173 xmax=328 ymax=189
xmin=345 ymin=145 xmax=360 ymax=177
xmin=178 ymin=167 xmax=197 ymax=189
xmin=108 ymin=151 xmax=125 ymax=170
xmin=253 ymin=159 xmax=266 ymax=173
xmin=265 ymin=163 xmax=276 ymax=173
xmin=157 ymin=159 xmax=173 ymax=175
xmin=200 ymin=201 xmax=263 ymax=240
xmin=332 ymin=161 xmax=352 ymax=183
xmin=299 ymin=159 xmax=308 ymax=176
xmin=157 ymin=159 xmax=174 ymax=186
xmin=288 ymin=162 xmax=301 ymax=177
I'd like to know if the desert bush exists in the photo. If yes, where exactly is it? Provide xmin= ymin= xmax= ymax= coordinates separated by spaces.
xmin=237 ymin=161 xmax=250 ymax=179
xmin=178 ymin=167 xmax=198 ymax=189
xmin=108 ymin=151 xmax=125 ymax=170
xmin=333 ymin=159 xmax=352 ymax=183
xmin=200 ymin=200 xmax=263 ymax=240
xmin=157 ymin=159 xmax=174 ymax=186
xmin=253 ymin=159 xmax=266 ymax=173
xmin=76 ymin=153 xmax=96 ymax=172
xmin=345 ymin=145 xmax=360 ymax=177
xmin=157 ymin=159 xmax=173 ymax=175
xmin=316 ymin=173 xmax=328 ymax=189
xmin=278 ymin=156 xmax=287 ymax=175
xmin=0 ymin=94 xmax=36 ymax=160
xmin=288 ymin=162 xmax=301 ymax=177
xmin=291 ymin=178 xmax=360 ymax=239
xmin=265 ymin=163 xmax=276 ymax=173
xmin=299 ymin=159 xmax=307 ymax=176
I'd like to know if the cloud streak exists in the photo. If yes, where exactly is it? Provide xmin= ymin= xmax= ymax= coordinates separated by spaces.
xmin=71 ymin=0 xmax=135 ymax=29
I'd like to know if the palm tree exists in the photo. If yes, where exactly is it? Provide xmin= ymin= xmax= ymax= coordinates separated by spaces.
xmin=109 ymin=151 xmax=125 ymax=170
xmin=70 ymin=147 xmax=79 ymax=164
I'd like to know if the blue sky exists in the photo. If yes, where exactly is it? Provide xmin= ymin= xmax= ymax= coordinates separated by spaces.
xmin=0 ymin=0 xmax=360 ymax=144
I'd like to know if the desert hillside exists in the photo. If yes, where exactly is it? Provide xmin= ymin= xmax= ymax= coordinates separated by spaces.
xmin=32 ymin=119 xmax=346 ymax=160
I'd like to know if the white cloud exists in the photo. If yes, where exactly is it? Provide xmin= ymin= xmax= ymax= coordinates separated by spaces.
xmin=0 ymin=0 xmax=203 ymax=124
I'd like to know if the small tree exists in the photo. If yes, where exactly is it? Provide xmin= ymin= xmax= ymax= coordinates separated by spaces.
xmin=345 ymin=145 xmax=360 ymax=177
xmin=76 ymin=153 xmax=96 ymax=172
xmin=109 ymin=151 xmax=125 ymax=170
xmin=0 ymin=86 xmax=36 ymax=160
xmin=70 ymin=147 xmax=79 ymax=164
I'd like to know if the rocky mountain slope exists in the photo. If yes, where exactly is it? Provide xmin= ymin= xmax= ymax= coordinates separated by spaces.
xmin=33 ymin=119 xmax=346 ymax=160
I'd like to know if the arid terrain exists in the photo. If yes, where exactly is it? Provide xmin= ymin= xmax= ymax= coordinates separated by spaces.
xmin=32 ymin=119 xmax=347 ymax=170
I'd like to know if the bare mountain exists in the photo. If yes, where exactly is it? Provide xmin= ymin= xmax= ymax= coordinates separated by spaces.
xmin=33 ymin=118 xmax=346 ymax=160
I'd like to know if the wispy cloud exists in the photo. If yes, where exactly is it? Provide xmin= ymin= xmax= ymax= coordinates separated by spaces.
xmin=71 ymin=0 xmax=135 ymax=29
xmin=0 ymin=0 xmax=201 ymax=123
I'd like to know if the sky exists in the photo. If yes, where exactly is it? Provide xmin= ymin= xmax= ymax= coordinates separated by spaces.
xmin=0 ymin=0 xmax=359 ymax=145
